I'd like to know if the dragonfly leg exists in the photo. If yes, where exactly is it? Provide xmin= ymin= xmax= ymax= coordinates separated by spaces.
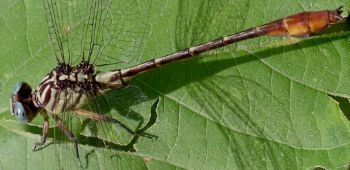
xmin=33 ymin=112 xmax=49 ymax=151
xmin=73 ymin=108 xmax=156 ymax=139
xmin=52 ymin=114 xmax=83 ymax=168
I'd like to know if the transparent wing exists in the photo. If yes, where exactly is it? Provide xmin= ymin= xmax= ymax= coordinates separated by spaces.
xmin=44 ymin=0 xmax=68 ymax=63
xmin=67 ymin=0 xmax=111 ymax=64
xmin=44 ymin=0 xmax=111 ymax=65
xmin=44 ymin=0 xmax=151 ymax=67
xmin=96 ymin=0 xmax=152 ymax=67
xmin=41 ymin=0 xmax=154 ymax=167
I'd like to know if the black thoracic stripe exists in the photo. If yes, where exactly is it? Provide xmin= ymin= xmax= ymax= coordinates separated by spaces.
xmin=51 ymin=89 xmax=61 ymax=112
xmin=72 ymin=91 xmax=82 ymax=108
xmin=61 ymin=90 xmax=68 ymax=113
xmin=45 ymin=71 xmax=54 ymax=81
xmin=37 ymin=70 xmax=56 ymax=111
xmin=39 ymin=81 xmax=48 ymax=96
xmin=38 ymin=72 xmax=54 ymax=96
xmin=42 ymin=84 xmax=52 ymax=106
xmin=33 ymin=90 xmax=43 ymax=107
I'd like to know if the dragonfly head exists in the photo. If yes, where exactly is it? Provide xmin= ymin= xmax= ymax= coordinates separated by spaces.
xmin=10 ymin=82 xmax=38 ymax=123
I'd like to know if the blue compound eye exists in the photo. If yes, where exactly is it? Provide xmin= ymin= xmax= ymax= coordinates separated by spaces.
xmin=10 ymin=82 xmax=37 ymax=123
xmin=13 ymin=102 xmax=30 ymax=123
xmin=12 ymin=83 xmax=20 ymax=95
xmin=12 ymin=82 xmax=23 ymax=95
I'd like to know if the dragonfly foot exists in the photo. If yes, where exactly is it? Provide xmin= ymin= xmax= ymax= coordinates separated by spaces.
xmin=33 ymin=142 xmax=44 ymax=152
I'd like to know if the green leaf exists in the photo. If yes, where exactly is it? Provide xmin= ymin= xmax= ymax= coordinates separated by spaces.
xmin=1 ymin=0 xmax=350 ymax=169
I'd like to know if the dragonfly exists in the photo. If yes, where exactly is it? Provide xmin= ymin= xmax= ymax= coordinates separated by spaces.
xmin=9 ymin=0 xmax=346 ymax=168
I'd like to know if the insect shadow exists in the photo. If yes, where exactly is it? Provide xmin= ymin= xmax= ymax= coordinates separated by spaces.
xmin=77 ymin=96 xmax=159 ymax=168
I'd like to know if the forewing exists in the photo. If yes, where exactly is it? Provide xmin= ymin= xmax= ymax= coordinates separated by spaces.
xmin=44 ymin=0 xmax=71 ymax=64
xmin=44 ymin=0 xmax=151 ymax=67
xmin=41 ymin=0 xmax=155 ymax=168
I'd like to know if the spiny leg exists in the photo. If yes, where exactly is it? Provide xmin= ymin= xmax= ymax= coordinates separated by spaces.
xmin=33 ymin=112 xmax=49 ymax=151
xmin=52 ymin=114 xmax=83 ymax=168
xmin=73 ymin=108 xmax=156 ymax=139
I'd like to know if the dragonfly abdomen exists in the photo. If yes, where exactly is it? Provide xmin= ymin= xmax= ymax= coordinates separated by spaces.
xmin=94 ymin=7 xmax=344 ymax=86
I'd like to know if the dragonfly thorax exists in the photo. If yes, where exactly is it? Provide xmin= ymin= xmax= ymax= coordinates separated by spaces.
xmin=32 ymin=62 xmax=100 ymax=114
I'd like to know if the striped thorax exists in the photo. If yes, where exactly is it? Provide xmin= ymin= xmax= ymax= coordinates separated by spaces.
xmin=32 ymin=62 xmax=132 ymax=114
xmin=33 ymin=63 xmax=98 ymax=114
